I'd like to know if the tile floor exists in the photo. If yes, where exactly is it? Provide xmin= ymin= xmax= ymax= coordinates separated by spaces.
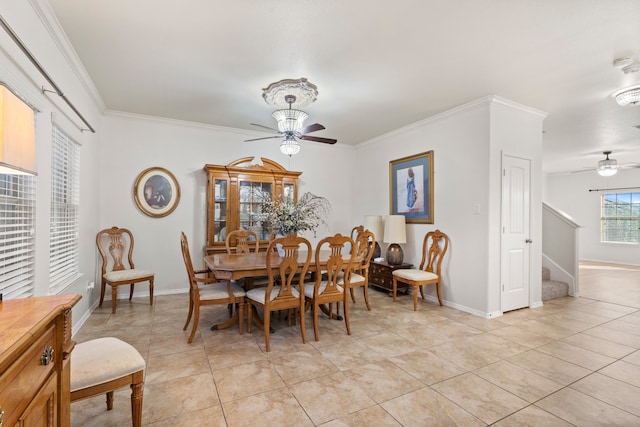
xmin=71 ymin=262 xmax=640 ymax=426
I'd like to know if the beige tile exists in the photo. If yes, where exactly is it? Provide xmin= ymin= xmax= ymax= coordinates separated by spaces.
xmin=431 ymin=372 xmax=529 ymax=424
xmin=145 ymin=406 xmax=227 ymax=427
xmin=212 ymin=359 xmax=285 ymax=402
xmin=381 ymin=387 xmax=485 ymax=426
xmin=624 ymin=350 xmax=640 ymax=366
xmin=142 ymin=372 xmax=219 ymax=424
xmin=357 ymin=332 xmax=422 ymax=357
xmin=388 ymin=350 xmax=467 ymax=385
xmin=508 ymin=350 xmax=591 ymax=385
xmin=461 ymin=333 xmax=529 ymax=358
xmin=430 ymin=339 xmax=501 ymax=370
xmin=517 ymin=319 xmax=576 ymax=340
xmin=474 ymin=360 xmax=564 ymax=402
xmin=222 ymin=387 xmax=313 ymax=427
xmin=342 ymin=360 xmax=424 ymax=403
xmin=270 ymin=348 xmax=340 ymax=385
xmin=145 ymin=347 xmax=211 ymax=384
xmin=571 ymin=372 xmax=640 ymax=416
xmin=321 ymin=405 xmax=402 ymax=427
xmin=535 ymin=340 xmax=616 ymax=370
xmin=600 ymin=360 xmax=640 ymax=388
xmin=317 ymin=340 xmax=386 ymax=371
xmin=71 ymin=388 xmax=134 ymax=427
xmin=582 ymin=325 xmax=640 ymax=347
xmin=493 ymin=405 xmax=575 ymax=427
xmin=537 ymin=387 xmax=640 ymax=425
xmin=561 ymin=332 xmax=636 ymax=358
xmin=290 ymin=371 xmax=376 ymax=425
xmin=489 ymin=325 xmax=554 ymax=348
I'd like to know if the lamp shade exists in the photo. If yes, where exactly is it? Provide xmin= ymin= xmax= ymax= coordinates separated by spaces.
xmin=363 ymin=215 xmax=384 ymax=241
xmin=383 ymin=215 xmax=406 ymax=244
xmin=0 ymin=85 xmax=36 ymax=175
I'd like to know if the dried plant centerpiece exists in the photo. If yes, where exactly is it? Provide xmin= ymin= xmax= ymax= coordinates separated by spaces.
xmin=262 ymin=192 xmax=331 ymax=236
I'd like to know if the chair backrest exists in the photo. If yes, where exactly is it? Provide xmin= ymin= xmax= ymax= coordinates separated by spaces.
xmin=180 ymin=231 xmax=197 ymax=290
xmin=96 ymin=226 xmax=136 ymax=275
xmin=225 ymin=229 xmax=259 ymax=254
xmin=314 ymin=233 xmax=356 ymax=296
xmin=355 ymin=229 xmax=376 ymax=270
xmin=265 ymin=234 xmax=312 ymax=302
xmin=419 ymin=230 xmax=449 ymax=276
xmin=350 ymin=225 xmax=364 ymax=241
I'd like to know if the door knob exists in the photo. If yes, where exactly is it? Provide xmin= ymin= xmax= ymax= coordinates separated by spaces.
xmin=525 ymin=239 xmax=533 ymax=244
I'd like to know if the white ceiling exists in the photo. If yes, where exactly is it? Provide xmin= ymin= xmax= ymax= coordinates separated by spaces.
xmin=46 ymin=0 xmax=640 ymax=174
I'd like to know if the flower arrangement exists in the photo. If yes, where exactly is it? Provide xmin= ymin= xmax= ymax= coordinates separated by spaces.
xmin=261 ymin=191 xmax=331 ymax=236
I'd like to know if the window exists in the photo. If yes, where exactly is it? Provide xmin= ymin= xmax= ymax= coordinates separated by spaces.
xmin=601 ymin=192 xmax=640 ymax=243
xmin=0 ymin=173 xmax=36 ymax=299
xmin=49 ymin=126 xmax=80 ymax=292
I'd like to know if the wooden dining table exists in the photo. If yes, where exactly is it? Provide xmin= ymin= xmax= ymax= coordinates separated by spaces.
xmin=203 ymin=250 xmax=360 ymax=331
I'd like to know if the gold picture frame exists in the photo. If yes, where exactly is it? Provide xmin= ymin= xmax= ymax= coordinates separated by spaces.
xmin=134 ymin=167 xmax=181 ymax=217
xmin=389 ymin=151 xmax=434 ymax=223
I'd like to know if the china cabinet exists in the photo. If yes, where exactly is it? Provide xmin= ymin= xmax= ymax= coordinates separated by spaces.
xmin=204 ymin=157 xmax=301 ymax=255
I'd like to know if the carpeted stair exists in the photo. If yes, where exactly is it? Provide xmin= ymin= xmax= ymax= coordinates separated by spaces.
xmin=542 ymin=266 xmax=569 ymax=300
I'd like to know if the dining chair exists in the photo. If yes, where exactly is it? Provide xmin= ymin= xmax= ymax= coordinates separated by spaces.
xmin=304 ymin=233 xmax=357 ymax=341
xmin=181 ymin=231 xmax=245 ymax=343
xmin=71 ymin=337 xmax=145 ymax=427
xmin=225 ymin=229 xmax=259 ymax=254
xmin=350 ymin=224 xmax=364 ymax=242
xmin=392 ymin=229 xmax=450 ymax=310
xmin=96 ymin=226 xmax=155 ymax=314
xmin=246 ymin=234 xmax=312 ymax=351
xmin=342 ymin=229 xmax=375 ymax=310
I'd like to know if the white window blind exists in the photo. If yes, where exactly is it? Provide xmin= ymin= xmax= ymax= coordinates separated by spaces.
xmin=0 ymin=173 xmax=36 ymax=299
xmin=601 ymin=192 xmax=640 ymax=243
xmin=49 ymin=126 xmax=80 ymax=292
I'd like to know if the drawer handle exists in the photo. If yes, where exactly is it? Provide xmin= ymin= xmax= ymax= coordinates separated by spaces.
xmin=0 ymin=405 xmax=4 ymax=427
xmin=41 ymin=345 xmax=54 ymax=366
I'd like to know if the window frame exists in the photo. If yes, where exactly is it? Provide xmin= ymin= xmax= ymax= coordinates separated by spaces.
xmin=600 ymin=192 xmax=640 ymax=244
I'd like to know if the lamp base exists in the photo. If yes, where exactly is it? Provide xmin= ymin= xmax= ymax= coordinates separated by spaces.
xmin=369 ymin=241 xmax=382 ymax=260
xmin=386 ymin=243 xmax=404 ymax=265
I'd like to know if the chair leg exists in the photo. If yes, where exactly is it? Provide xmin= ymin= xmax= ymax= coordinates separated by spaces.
xmin=130 ymin=379 xmax=144 ymax=427
xmin=419 ymin=284 xmax=426 ymax=300
xmin=413 ymin=285 xmax=419 ymax=311
xmin=149 ymin=278 xmax=154 ymax=306
xmin=238 ymin=300 xmax=244 ymax=335
xmin=264 ymin=310 xmax=271 ymax=352
xmin=112 ymin=286 xmax=118 ymax=314
xmin=106 ymin=390 xmax=114 ymax=410
xmin=187 ymin=304 xmax=200 ymax=343
xmin=436 ymin=282 xmax=443 ymax=306
xmin=392 ymin=278 xmax=398 ymax=302
xmin=247 ymin=302 xmax=253 ymax=333
xmin=312 ymin=302 xmax=320 ymax=341
xmin=350 ymin=287 xmax=356 ymax=303
xmin=299 ymin=300 xmax=307 ymax=345
xmin=343 ymin=294 xmax=351 ymax=335
xmin=99 ymin=280 xmax=106 ymax=307
xmin=183 ymin=289 xmax=194 ymax=331
xmin=363 ymin=284 xmax=371 ymax=310
xmin=129 ymin=283 xmax=134 ymax=301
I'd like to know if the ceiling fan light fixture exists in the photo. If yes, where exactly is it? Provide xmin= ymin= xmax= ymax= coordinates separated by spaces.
xmin=280 ymin=136 xmax=301 ymax=157
xmin=272 ymin=108 xmax=308 ymax=132
xmin=613 ymin=85 xmax=640 ymax=106
xmin=597 ymin=152 xmax=618 ymax=176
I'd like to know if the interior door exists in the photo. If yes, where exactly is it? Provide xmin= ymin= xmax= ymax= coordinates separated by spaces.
xmin=501 ymin=154 xmax=531 ymax=312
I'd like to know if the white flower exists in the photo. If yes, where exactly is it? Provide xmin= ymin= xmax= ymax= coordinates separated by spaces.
xmin=261 ymin=192 xmax=331 ymax=236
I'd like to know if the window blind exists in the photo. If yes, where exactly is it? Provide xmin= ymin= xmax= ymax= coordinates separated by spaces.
xmin=49 ymin=126 xmax=80 ymax=292
xmin=0 ymin=173 xmax=36 ymax=299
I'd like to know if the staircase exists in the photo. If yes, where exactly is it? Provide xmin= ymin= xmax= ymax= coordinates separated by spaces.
xmin=542 ymin=266 xmax=569 ymax=301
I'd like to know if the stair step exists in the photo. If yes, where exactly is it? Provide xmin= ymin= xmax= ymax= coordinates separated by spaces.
xmin=542 ymin=266 xmax=551 ymax=281
xmin=542 ymin=280 xmax=568 ymax=301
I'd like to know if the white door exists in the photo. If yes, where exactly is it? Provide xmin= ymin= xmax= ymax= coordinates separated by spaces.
xmin=501 ymin=155 xmax=531 ymax=312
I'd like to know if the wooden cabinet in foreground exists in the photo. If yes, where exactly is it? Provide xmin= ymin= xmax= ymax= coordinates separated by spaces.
xmin=204 ymin=157 xmax=301 ymax=255
xmin=0 ymin=294 xmax=81 ymax=427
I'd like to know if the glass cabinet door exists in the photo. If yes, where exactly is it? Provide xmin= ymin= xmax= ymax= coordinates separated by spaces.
xmin=239 ymin=181 xmax=273 ymax=240
xmin=214 ymin=179 xmax=227 ymax=242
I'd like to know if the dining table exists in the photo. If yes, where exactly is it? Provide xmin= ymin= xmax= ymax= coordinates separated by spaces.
xmin=203 ymin=249 xmax=361 ymax=331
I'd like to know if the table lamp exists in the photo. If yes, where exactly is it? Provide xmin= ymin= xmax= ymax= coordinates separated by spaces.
xmin=383 ymin=215 xmax=406 ymax=265
xmin=363 ymin=215 xmax=384 ymax=259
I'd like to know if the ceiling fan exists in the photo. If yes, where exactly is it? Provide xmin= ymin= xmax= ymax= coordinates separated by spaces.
xmin=244 ymin=94 xmax=337 ymax=151
xmin=572 ymin=151 xmax=640 ymax=176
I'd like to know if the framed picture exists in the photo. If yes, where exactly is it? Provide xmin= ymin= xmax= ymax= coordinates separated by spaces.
xmin=134 ymin=167 xmax=181 ymax=217
xmin=389 ymin=151 xmax=434 ymax=223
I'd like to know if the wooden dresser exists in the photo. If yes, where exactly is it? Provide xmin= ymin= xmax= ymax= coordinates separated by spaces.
xmin=368 ymin=261 xmax=413 ymax=294
xmin=0 ymin=294 xmax=81 ymax=427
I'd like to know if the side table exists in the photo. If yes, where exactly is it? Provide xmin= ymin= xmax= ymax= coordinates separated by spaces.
xmin=368 ymin=261 xmax=413 ymax=295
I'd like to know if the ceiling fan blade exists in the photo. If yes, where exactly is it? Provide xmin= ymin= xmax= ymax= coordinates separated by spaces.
xmin=300 ymin=135 xmax=338 ymax=144
xmin=298 ymin=123 xmax=325 ymax=134
xmin=244 ymin=135 xmax=281 ymax=142
xmin=250 ymin=123 xmax=279 ymax=132
xmin=619 ymin=163 xmax=640 ymax=169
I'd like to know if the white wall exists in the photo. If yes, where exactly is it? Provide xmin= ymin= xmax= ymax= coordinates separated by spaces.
xmin=544 ymin=168 xmax=640 ymax=265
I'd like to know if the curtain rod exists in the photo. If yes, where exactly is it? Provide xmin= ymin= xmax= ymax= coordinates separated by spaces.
xmin=0 ymin=14 xmax=95 ymax=133
xmin=588 ymin=187 xmax=640 ymax=192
